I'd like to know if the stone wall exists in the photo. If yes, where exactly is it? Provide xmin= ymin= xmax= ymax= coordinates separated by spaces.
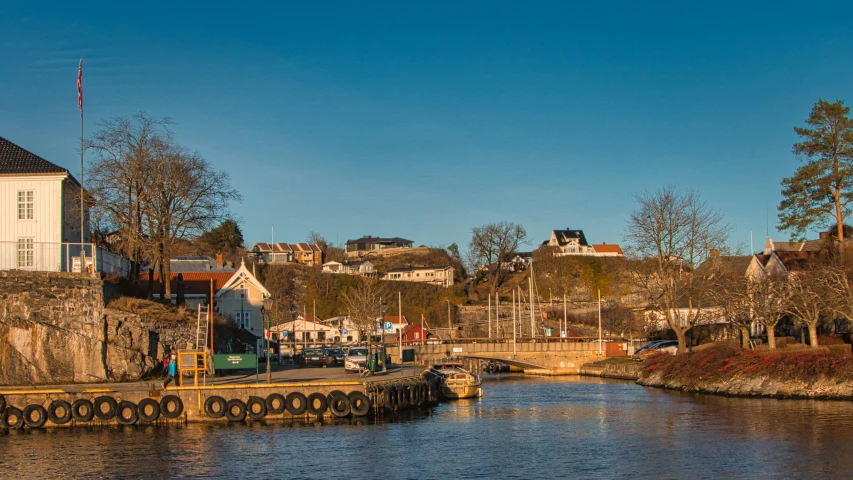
xmin=0 ymin=271 xmax=194 ymax=386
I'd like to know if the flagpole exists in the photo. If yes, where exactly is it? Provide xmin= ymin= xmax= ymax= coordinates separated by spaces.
xmin=78 ymin=59 xmax=85 ymax=273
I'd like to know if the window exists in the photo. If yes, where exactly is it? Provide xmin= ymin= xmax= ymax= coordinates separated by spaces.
xmin=241 ymin=311 xmax=251 ymax=329
xmin=17 ymin=238 xmax=33 ymax=267
xmin=318 ymin=331 xmax=326 ymax=341
xmin=17 ymin=191 xmax=33 ymax=220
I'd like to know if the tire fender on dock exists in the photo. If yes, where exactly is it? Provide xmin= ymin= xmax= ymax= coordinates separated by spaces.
xmin=115 ymin=401 xmax=138 ymax=425
xmin=225 ymin=399 xmax=247 ymax=422
xmin=48 ymin=399 xmax=72 ymax=425
xmin=306 ymin=392 xmax=328 ymax=417
xmin=328 ymin=391 xmax=351 ymax=418
xmin=94 ymin=396 xmax=117 ymax=421
xmin=137 ymin=398 xmax=161 ymax=423
xmin=23 ymin=404 xmax=48 ymax=428
xmin=246 ymin=396 xmax=267 ymax=420
xmin=71 ymin=399 xmax=95 ymax=422
xmin=204 ymin=396 xmax=227 ymax=418
xmin=265 ymin=393 xmax=286 ymax=415
xmin=160 ymin=395 xmax=184 ymax=419
xmin=285 ymin=392 xmax=308 ymax=416
xmin=348 ymin=391 xmax=370 ymax=416
xmin=3 ymin=406 xmax=24 ymax=430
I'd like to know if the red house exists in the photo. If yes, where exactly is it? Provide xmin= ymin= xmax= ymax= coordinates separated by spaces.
xmin=401 ymin=324 xmax=431 ymax=345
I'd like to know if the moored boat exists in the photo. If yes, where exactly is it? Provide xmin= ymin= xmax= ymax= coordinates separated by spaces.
xmin=424 ymin=362 xmax=483 ymax=399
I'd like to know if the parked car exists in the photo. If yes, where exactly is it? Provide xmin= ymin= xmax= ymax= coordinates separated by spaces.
xmin=300 ymin=349 xmax=331 ymax=368
xmin=634 ymin=340 xmax=668 ymax=356
xmin=345 ymin=347 xmax=368 ymax=373
xmin=324 ymin=348 xmax=346 ymax=366
xmin=633 ymin=340 xmax=679 ymax=360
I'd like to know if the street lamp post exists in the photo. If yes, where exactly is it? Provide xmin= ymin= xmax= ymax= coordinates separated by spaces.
xmin=262 ymin=303 xmax=270 ymax=384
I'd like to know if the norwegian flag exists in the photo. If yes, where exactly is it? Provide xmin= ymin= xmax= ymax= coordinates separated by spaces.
xmin=77 ymin=59 xmax=83 ymax=110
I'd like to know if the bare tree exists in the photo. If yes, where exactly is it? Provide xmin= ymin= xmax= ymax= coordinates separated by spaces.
xmin=624 ymin=186 xmax=732 ymax=353
xmin=340 ymin=279 xmax=387 ymax=350
xmin=749 ymin=275 xmax=788 ymax=349
xmin=147 ymin=144 xmax=241 ymax=298
xmin=710 ymin=275 xmax=753 ymax=349
xmin=86 ymin=113 xmax=172 ymax=281
xmin=467 ymin=221 xmax=528 ymax=296
xmin=781 ymin=265 xmax=830 ymax=347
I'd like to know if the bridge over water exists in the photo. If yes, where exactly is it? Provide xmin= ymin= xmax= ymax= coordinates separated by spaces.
xmin=387 ymin=338 xmax=628 ymax=375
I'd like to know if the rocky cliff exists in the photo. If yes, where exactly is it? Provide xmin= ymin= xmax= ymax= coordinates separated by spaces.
xmin=0 ymin=271 xmax=194 ymax=386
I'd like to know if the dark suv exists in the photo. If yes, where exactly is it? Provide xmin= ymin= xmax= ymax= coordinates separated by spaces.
xmin=300 ymin=349 xmax=331 ymax=368
xmin=324 ymin=348 xmax=346 ymax=366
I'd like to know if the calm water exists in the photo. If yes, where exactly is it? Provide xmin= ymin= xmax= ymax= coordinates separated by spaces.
xmin=3 ymin=376 xmax=853 ymax=479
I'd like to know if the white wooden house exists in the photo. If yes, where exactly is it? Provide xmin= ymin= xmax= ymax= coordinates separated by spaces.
xmin=0 ymin=137 xmax=130 ymax=276
xmin=214 ymin=260 xmax=271 ymax=353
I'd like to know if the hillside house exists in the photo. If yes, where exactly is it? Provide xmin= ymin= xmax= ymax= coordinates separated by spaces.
xmin=344 ymin=236 xmax=413 ymax=258
xmin=542 ymin=228 xmax=623 ymax=257
xmin=321 ymin=260 xmax=375 ymax=276
xmin=0 ymin=136 xmax=130 ymax=276
xmin=251 ymin=242 xmax=323 ymax=266
xmin=383 ymin=265 xmax=454 ymax=287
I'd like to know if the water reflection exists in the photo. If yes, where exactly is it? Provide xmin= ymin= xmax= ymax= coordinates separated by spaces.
xmin=2 ymin=376 xmax=853 ymax=479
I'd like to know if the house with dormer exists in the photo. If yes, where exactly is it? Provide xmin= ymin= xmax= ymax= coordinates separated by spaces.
xmin=542 ymin=228 xmax=623 ymax=257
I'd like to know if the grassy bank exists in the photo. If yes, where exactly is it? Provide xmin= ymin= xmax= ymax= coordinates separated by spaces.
xmin=639 ymin=341 xmax=853 ymax=399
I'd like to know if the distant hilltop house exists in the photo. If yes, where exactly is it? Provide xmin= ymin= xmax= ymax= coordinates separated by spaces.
xmin=0 ymin=136 xmax=130 ymax=276
xmin=344 ymin=235 xmax=414 ymax=258
xmin=382 ymin=265 xmax=454 ymax=287
xmin=251 ymin=242 xmax=323 ymax=267
xmin=542 ymin=228 xmax=623 ymax=257
xmin=321 ymin=260 xmax=375 ymax=276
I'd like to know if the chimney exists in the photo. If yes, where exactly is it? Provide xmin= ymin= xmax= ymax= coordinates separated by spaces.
xmin=710 ymin=249 xmax=719 ymax=257
xmin=820 ymin=231 xmax=829 ymax=240
xmin=216 ymin=252 xmax=223 ymax=268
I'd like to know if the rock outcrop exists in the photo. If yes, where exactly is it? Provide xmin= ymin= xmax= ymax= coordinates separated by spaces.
xmin=638 ymin=368 xmax=853 ymax=399
xmin=0 ymin=271 xmax=194 ymax=386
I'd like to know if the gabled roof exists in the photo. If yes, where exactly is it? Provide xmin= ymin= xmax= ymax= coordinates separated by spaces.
xmin=169 ymin=256 xmax=234 ymax=273
xmin=592 ymin=243 xmax=623 ymax=254
xmin=215 ymin=261 xmax=271 ymax=298
xmin=696 ymin=255 xmax=753 ymax=279
xmin=0 ymin=137 xmax=74 ymax=178
xmin=384 ymin=315 xmax=409 ymax=325
xmin=551 ymin=229 xmax=589 ymax=246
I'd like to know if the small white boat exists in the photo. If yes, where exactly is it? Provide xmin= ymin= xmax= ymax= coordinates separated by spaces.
xmin=425 ymin=362 xmax=483 ymax=399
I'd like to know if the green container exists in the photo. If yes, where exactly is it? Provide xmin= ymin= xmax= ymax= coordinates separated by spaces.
xmin=402 ymin=349 xmax=415 ymax=363
xmin=213 ymin=354 xmax=258 ymax=370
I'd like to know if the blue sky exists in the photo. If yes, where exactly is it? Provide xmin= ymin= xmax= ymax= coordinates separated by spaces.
xmin=2 ymin=2 xmax=852 ymax=254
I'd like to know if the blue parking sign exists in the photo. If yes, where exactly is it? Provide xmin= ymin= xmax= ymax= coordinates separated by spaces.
xmin=282 ymin=330 xmax=289 ymax=337
xmin=342 ymin=329 xmax=348 ymax=335
xmin=385 ymin=322 xmax=393 ymax=331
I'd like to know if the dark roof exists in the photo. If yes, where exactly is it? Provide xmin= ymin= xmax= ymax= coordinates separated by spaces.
xmin=345 ymin=236 xmax=413 ymax=246
xmin=696 ymin=255 xmax=752 ymax=278
xmin=551 ymin=229 xmax=589 ymax=247
xmin=139 ymin=271 xmax=236 ymax=295
xmin=0 ymin=137 xmax=71 ymax=176
xmin=775 ymin=251 xmax=825 ymax=272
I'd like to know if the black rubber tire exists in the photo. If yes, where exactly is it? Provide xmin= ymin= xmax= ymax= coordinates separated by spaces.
xmin=397 ymin=386 xmax=408 ymax=408
xmin=246 ymin=396 xmax=267 ymax=420
xmin=409 ymin=385 xmax=417 ymax=406
xmin=348 ymin=391 xmax=371 ymax=416
xmin=0 ymin=393 xmax=6 ymax=414
xmin=47 ymin=399 xmax=72 ymax=425
xmin=328 ymin=394 xmax=351 ymax=418
xmin=71 ymin=399 xmax=95 ymax=422
xmin=306 ymin=392 xmax=328 ymax=416
xmin=204 ymin=396 xmax=227 ymax=418
xmin=160 ymin=395 xmax=184 ymax=419
xmin=225 ymin=399 xmax=247 ymax=422
xmin=94 ymin=396 xmax=118 ymax=420
xmin=137 ymin=398 xmax=161 ymax=423
xmin=383 ymin=386 xmax=395 ymax=410
xmin=3 ymin=406 xmax=24 ymax=430
xmin=47 ymin=399 xmax=71 ymax=425
xmin=418 ymin=384 xmax=428 ymax=406
xmin=23 ymin=404 xmax=48 ymax=428
xmin=265 ymin=393 xmax=286 ymax=415
xmin=115 ymin=401 xmax=138 ymax=425
xmin=285 ymin=392 xmax=307 ymax=416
